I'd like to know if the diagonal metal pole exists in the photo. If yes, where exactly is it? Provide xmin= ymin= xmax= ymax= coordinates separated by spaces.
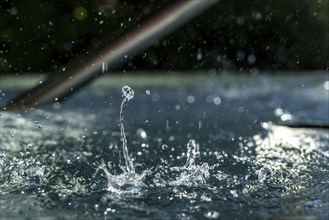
xmin=4 ymin=0 xmax=219 ymax=111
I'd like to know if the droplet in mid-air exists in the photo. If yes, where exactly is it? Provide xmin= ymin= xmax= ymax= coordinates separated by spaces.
xmin=258 ymin=167 xmax=267 ymax=183
xmin=185 ymin=139 xmax=197 ymax=169
xmin=122 ymin=85 xmax=134 ymax=100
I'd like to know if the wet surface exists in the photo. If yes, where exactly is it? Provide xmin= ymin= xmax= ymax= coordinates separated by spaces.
xmin=0 ymin=73 xmax=328 ymax=219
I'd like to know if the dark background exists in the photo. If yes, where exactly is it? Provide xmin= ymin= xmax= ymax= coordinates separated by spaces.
xmin=0 ymin=0 xmax=328 ymax=74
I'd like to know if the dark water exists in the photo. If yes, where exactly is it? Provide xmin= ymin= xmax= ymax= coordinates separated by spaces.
xmin=0 ymin=73 xmax=328 ymax=219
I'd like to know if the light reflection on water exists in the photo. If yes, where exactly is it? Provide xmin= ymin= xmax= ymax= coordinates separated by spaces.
xmin=0 ymin=74 xmax=328 ymax=219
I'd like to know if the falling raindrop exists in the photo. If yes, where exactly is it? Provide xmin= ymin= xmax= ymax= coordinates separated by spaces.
xmin=102 ymin=62 xmax=108 ymax=73
xmin=196 ymin=49 xmax=203 ymax=60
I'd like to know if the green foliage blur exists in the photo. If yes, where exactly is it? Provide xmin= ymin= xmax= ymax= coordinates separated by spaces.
xmin=0 ymin=0 xmax=328 ymax=73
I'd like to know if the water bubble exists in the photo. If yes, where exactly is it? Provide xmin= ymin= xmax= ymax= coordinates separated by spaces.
xmin=27 ymin=144 xmax=32 ymax=150
xmin=122 ymin=85 xmax=134 ymax=100
xmin=145 ymin=90 xmax=151 ymax=95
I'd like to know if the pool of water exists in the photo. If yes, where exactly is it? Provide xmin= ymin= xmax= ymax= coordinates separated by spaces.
xmin=0 ymin=72 xmax=328 ymax=219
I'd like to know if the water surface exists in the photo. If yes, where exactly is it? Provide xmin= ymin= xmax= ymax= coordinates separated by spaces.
xmin=0 ymin=72 xmax=328 ymax=219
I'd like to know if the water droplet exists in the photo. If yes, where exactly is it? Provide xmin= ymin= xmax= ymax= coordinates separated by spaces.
xmin=175 ymin=105 xmax=181 ymax=110
xmin=122 ymin=85 xmax=134 ymax=100
xmin=205 ymin=211 xmax=220 ymax=219
xmin=166 ymin=120 xmax=170 ymax=129
xmin=230 ymin=189 xmax=238 ymax=198
xmin=196 ymin=50 xmax=203 ymax=60
xmin=145 ymin=90 xmax=151 ymax=95
xmin=258 ymin=167 xmax=267 ymax=183
xmin=280 ymin=113 xmax=293 ymax=121
xmin=161 ymin=144 xmax=168 ymax=150
xmin=27 ymin=144 xmax=32 ymax=150
xmin=187 ymin=95 xmax=195 ymax=104
xmin=185 ymin=139 xmax=197 ymax=168
xmin=323 ymin=81 xmax=329 ymax=90
xmin=136 ymin=128 xmax=147 ymax=139
xmin=213 ymin=97 xmax=221 ymax=105
xmin=102 ymin=62 xmax=108 ymax=73
xmin=247 ymin=54 xmax=256 ymax=64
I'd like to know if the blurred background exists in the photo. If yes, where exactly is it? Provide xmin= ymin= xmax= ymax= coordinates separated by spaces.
xmin=0 ymin=0 xmax=328 ymax=74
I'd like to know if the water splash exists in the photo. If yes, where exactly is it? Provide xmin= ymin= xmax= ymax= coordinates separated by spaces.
xmin=120 ymin=86 xmax=134 ymax=172
xmin=100 ymin=87 xmax=210 ymax=193
xmin=168 ymin=139 xmax=209 ymax=187
xmin=101 ymin=86 xmax=150 ymax=194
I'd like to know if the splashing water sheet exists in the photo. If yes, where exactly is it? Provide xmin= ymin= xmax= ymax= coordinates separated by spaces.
xmin=0 ymin=73 xmax=328 ymax=219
